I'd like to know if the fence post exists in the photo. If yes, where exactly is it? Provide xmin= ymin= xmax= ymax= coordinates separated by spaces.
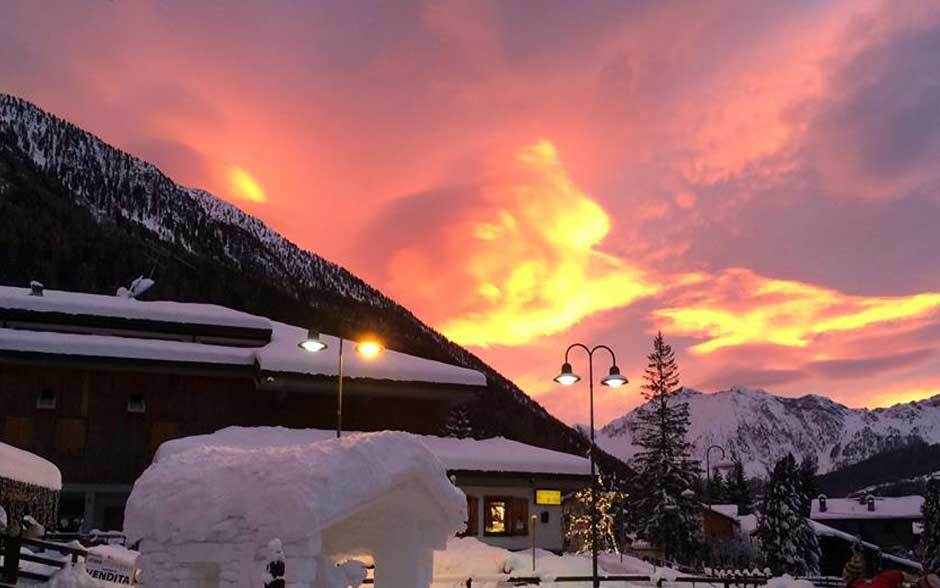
xmin=1 ymin=532 xmax=20 ymax=584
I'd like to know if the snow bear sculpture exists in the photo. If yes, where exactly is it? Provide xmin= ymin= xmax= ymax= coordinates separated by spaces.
xmin=125 ymin=431 xmax=465 ymax=588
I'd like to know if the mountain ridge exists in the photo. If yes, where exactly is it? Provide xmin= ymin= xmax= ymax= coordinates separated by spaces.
xmin=598 ymin=386 xmax=940 ymax=477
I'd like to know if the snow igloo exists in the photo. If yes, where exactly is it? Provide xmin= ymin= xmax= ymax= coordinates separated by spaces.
xmin=124 ymin=431 xmax=466 ymax=588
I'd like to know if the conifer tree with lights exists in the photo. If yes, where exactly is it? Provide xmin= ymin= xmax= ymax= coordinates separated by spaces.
xmin=631 ymin=332 xmax=701 ymax=562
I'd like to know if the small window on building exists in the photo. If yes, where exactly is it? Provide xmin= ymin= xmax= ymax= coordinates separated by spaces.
xmin=127 ymin=394 xmax=146 ymax=414
xmin=56 ymin=418 xmax=87 ymax=456
xmin=461 ymin=496 xmax=480 ymax=537
xmin=37 ymin=388 xmax=57 ymax=410
xmin=484 ymin=496 xmax=529 ymax=536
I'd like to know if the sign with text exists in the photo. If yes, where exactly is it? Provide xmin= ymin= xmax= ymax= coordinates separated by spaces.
xmin=86 ymin=552 xmax=136 ymax=586
xmin=535 ymin=489 xmax=562 ymax=505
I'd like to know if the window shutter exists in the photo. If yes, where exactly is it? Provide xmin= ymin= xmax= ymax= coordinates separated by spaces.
xmin=463 ymin=496 xmax=480 ymax=536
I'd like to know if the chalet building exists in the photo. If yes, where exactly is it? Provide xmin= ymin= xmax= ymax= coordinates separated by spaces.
xmin=158 ymin=427 xmax=593 ymax=553
xmin=0 ymin=283 xmax=486 ymax=531
xmin=703 ymin=505 xmax=742 ymax=543
xmin=811 ymin=495 xmax=924 ymax=554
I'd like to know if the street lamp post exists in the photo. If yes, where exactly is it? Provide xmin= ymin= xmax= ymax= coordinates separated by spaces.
xmin=299 ymin=330 xmax=384 ymax=438
xmin=554 ymin=343 xmax=627 ymax=588
xmin=705 ymin=444 xmax=726 ymax=507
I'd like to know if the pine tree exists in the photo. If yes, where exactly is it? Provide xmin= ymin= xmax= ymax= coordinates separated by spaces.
xmin=922 ymin=478 xmax=940 ymax=573
xmin=632 ymin=332 xmax=701 ymax=562
xmin=565 ymin=473 xmax=627 ymax=554
xmin=756 ymin=454 xmax=821 ymax=576
xmin=726 ymin=459 xmax=754 ymax=516
xmin=709 ymin=469 xmax=727 ymax=504
xmin=441 ymin=406 xmax=474 ymax=439
xmin=798 ymin=455 xmax=819 ymax=517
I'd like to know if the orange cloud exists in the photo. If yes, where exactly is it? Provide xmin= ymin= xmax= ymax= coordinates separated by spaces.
xmin=227 ymin=166 xmax=267 ymax=203
xmin=389 ymin=141 xmax=662 ymax=348
xmin=654 ymin=268 xmax=940 ymax=354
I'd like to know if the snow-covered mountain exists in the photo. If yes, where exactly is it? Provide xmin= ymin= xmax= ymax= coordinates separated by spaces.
xmin=598 ymin=386 xmax=940 ymax=477
xmin=0 ymin=93 xmax=610 ymax=468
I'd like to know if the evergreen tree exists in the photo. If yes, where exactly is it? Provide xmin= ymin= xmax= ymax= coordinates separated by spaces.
xmin=565 ymin=473 xmax=627 ymax=554
xmin=632 ymin=332 xmax=701 ymax=562
xmin=708 ymin=469 xmax=727 ymax=504
xmin=725 ymin=459 xmax=754 ymax=516
xmin=756 ymin=454 xmax=821 ymax=576
xmin=922 ymin=478 xmax=940 ymax=573
xmin=798 ymin=455 xmax=819 ymax=517
xmin=441 ymin=406 xmax=474 ymax=439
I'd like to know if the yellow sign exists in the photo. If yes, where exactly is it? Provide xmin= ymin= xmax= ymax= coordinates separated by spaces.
xmin=535 ymin=489 xmax=562 ymax=505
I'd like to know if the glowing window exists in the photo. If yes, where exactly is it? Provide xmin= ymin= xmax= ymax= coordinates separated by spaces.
xmin=485 ymin=499 xmax=507 ymax=535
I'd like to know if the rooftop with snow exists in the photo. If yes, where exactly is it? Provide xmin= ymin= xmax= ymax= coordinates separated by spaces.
xmin=157 ymin=426 xmax=592 ymax=477
xmin=811 ymin=495 xmax=924 ymax=520
xmin=0 ymin=283 xmax=486 ymax=387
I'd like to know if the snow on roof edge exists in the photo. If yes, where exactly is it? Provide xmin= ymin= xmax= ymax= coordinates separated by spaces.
xmin=0 ymin=442 xmax=62 ymax=490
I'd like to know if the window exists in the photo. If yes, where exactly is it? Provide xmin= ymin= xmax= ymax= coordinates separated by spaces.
xmin=36 ymin=388 xmax=57 ymax=410
xmin=535 ymin=489 xmax=562 ymax=505
xmin=484 ymin=496 xmax=529 ymax=536
xmin=127 ymin=394 xmax=146 ymax=414
xmin=461 ymin=496 xmax=480 ymax=537
xmin=56 ymin=418 xmax=87 ymax=456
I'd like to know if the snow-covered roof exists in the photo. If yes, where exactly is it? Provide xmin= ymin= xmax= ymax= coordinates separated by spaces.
xmin=156 ymin=426 xmax=592 ymax=477
xmin=709 ymin=504 xmax=740 ymax=519
xmin=811 ymin=520 xmax=922 ymax=572
xmin=0 ymin=285 xmax=486 ymax=387
xmin=0 ymin=442 xmax=62 ymax=490
xmin=811 ymin=496 xmax=924 ymax=520
xmin=0 ymin=284 xmax=270 ymax=330
xmin=125 ymin=431 xmax=466 ymax=544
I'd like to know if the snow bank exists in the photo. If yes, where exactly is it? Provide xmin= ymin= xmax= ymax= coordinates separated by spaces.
xmin=431 ymin=537 xmax=653 ymax=588
xmin=47 ymin=560 xmax=102 ymax=588
xmin=762 ymin=575 xmax=816 ymax=588
xmin=0 ymin=441 xmax=62 ymax=490
xmin=157 ymin=426 xmax=591 ymax=476
xmin=126 ymin=431 xmax=464 ymax=545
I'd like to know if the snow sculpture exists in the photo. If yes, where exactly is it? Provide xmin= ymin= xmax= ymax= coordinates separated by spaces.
xmin=125 ymin=431 xmax=466 ymax=588
xmin=263 ymin=539 xmax=286 ymax=588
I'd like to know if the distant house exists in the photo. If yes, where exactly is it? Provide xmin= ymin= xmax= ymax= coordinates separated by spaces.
xmin=158 ymin=426 xmax=592 ymax=553
xmin=704 ymin=505 xmax=743 ymax=542
xmin=0 ymin=283 xmax=487 ymax=532
xmin=811 ymin=495 xmax=924 ymax=553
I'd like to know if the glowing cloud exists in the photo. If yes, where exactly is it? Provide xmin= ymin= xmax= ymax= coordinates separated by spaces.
xmin=228 ymin=166 xmax=267 ymax=203
xmin=655 ymin=269 xmax=940 ymax=354
xmin=406 ymin=141 xmax=661 ymax=347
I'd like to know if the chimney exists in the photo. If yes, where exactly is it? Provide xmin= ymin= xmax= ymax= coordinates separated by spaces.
xmin=818 ymin=495 xmax=827 ymax=512
xmin=29 ymin=281 xmax=44 ymax=296
xmin=866 ymin=495 xmax=875 ymax=512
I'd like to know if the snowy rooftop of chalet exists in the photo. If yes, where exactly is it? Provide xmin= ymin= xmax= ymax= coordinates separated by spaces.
xmin=810 ymin=496 xmax=924 ymax=520
xmin=156 ymin=426 xmax=592 ymax=477
xmin=0 ymin=284 xmax=270 ymax=330
xmin=0 ymin=441 xmax=62 ymax=490
xmin=0 ymin=285 xmax=486 ymax=387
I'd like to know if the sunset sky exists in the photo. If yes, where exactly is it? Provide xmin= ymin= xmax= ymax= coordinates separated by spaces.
xmin=3 ymin=1 xmax=940 ymax=425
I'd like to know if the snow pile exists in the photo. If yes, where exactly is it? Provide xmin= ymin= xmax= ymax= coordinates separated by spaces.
xmin=125 ymin=431 xmax=465 ymax=545
xmin=157 ymin=426 xmax=590 ymax=476
xmin=431 ymin=537 xmax=655 ymax=588
xmin=0 ymin=441 xmax=62 ymax=489
xmin=762 ymin=575 xmax=816 ymax=588
xmin=47 ymin=560 xmax=101 ymax=588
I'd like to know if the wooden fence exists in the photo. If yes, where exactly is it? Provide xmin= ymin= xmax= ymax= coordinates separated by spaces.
xmin=0 ymin=535 xmax=86 ymax=585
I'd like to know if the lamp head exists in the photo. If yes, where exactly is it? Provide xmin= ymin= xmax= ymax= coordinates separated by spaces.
xmin=601 ymin=365 xmax=628 ymax=388
xmin=554 ymin=362 xmax=581 ymax=386
xmin=298 ymin=329 xmax=328 ymax=352
xmin=355 ymin=338 xmax=384 ymax=359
